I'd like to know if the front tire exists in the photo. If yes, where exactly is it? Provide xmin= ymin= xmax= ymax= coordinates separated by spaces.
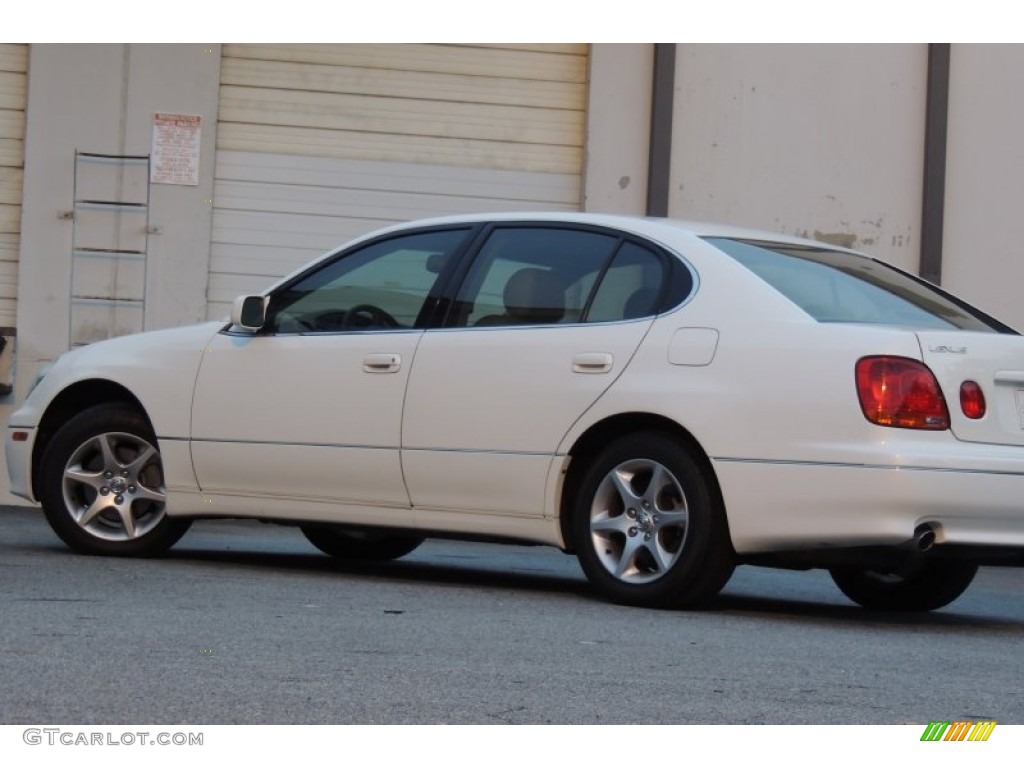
xmin=571 ymin=432 xmax=734 ymax=609
xmin=38 ymin=404 xmax=191 ymax=556
xmin=301 ymin=525 xmax=424 ymax=561
xmin=829 ymin=560 xmax=978 ymax=611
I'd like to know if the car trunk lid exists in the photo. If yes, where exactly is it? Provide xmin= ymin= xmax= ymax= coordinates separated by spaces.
xmin=917 ymin=330 xmax=1024 ymax=447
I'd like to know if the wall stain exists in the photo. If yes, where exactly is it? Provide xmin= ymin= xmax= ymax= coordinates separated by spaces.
xmin=813 ymin=231 xmax=857 ymax=249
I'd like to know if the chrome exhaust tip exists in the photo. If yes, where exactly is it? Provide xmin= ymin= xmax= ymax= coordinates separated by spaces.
xmin=913 ymin=523 xmax=937 ymax=553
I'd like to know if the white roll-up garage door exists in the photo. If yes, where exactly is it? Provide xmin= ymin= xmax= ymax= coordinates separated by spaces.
xmin=0 ymin=44 xmax=26 ymax=329
xmin=209 ymin=43 xmax=588 ymax=317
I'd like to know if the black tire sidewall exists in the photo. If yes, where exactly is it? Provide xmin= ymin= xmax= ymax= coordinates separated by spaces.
xmin=830 ymin=560 xmax=978 ymax=612
xmin=300 ymin=525 xmax=424 ymax=561
xmin=38 ymin=404 xmax=189 ymax=557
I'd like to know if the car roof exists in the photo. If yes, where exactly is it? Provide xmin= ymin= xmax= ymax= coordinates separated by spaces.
xmin=265 ymin=212 xmax=866 ymax=297
xmin=367 ymin=212 xmax=855 ymax=253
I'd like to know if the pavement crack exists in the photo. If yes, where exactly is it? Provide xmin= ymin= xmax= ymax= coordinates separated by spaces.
xmin=485 ymin=705 xmax=528 ymax=723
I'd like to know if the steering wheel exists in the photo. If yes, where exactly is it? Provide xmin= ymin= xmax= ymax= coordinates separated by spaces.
xmin=342 ymin=304 xmax=399 ymax=329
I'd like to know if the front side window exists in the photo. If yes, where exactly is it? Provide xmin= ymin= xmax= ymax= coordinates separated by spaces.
xmin=709 ymin=237 xmax=1011 ymax=333
xmin=266 ymin=229 xmax=469 ymax=333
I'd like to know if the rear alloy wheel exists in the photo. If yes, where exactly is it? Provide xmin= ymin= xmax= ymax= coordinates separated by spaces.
xmin=829 ymin=560 xmax=978 ymax=611
xmin=39 ymin=405 xmax=191 ymax=556
xmin=301 ymin=525 xmax=424 ymax=561
xmin=571 ymin=432 xmax=734 ymax=609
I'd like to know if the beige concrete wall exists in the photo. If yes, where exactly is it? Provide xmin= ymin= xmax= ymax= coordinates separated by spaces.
xmin=4 ymin=44 xmax=221 ymax=503
xmin=583 ymin=44 xmax=652 ymax=214
xmin=15 ymin=44 xmax=220 ymax=398
xmin=942 ymin=44 xmax=1024 ymax=332
xmin=668 ymin=44 xmax=928 ymax=273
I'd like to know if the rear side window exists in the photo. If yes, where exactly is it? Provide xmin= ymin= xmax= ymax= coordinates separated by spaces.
xmin=708 ymin=237 xmax=1011 ymax=333
xmin=453 ymin=227 xmax=619 ymax=327
xmin=585 ymin=242 xmax=666 ymax=323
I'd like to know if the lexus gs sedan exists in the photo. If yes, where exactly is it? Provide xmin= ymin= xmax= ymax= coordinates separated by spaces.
xmin=8 ymin=213 xmax=1024 ymax=611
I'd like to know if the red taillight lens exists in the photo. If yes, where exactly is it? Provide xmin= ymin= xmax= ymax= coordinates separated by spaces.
xmin=855 ymin=356 xmax=950 ymax=430
xmin=960 ymin=380 xmax=987 ymax=419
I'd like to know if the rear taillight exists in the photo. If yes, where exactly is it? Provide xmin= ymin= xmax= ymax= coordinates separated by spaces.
xmin=959 ymin=380 xmax=987 ymax=419
xmin=856 ymin=356 xmax=950 ymax=430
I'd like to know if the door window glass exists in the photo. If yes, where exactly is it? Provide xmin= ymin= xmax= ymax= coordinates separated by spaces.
xmin=454 ymin=228 xmax=619 ymax=327
xmin=267 ymin=229 xmax=468 ymax=333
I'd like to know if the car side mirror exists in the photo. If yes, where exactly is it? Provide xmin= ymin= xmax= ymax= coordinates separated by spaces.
xmin=231 ymin=295 xmax=267 ymax=331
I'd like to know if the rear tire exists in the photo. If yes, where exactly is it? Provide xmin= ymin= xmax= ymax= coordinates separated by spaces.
xmin=829 ymin=559 xmax=978 ymax=611
xmin=38 ymin=404 xmax=191 ymax=556
xmin=301 ymin=525 xmax=424 ymax=561
xmin=571 ymin=432 xmax=734 ymax=609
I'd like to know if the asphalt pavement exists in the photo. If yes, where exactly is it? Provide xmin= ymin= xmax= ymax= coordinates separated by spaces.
xmin=2 ymin=504 xmax=1022 ymax=724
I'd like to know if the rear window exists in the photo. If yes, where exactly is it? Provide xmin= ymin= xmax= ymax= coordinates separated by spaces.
xmin=707 ymin=237 xmax=1014 ymax=333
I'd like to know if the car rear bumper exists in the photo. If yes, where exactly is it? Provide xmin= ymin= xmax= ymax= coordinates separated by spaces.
xmin=714 ymin=452 xmax=1024 ymax=556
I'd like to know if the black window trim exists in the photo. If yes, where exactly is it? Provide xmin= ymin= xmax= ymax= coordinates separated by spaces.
xmin=220 ymin=219 xmax=703 ymax=337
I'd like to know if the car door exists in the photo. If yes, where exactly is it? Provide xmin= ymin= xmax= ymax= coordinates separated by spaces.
xmin=401 ymin=225 xmax=671 ymax=521
xmin=189 ymin=227 xmax=472 ymax=519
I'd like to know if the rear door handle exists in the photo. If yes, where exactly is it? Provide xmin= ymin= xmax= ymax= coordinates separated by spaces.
xmin=572 ymin=352 xmax=613 ymax=374
xmin=363 ymin=353 xmax=401 ymax=373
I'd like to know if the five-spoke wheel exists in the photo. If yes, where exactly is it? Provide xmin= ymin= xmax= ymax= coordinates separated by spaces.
xmin=39 ymin=405 xmax=191 ymax=556
xmin=572 ymin=432 xmax=734 ymax=608
xmin=588 ymin=457 xmax=690 ymax=584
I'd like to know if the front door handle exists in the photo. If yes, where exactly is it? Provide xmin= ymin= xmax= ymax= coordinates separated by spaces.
xmin=572 ymin=352 xmax=613 ymax=374
xmin=363 ymin=353 xmax=401 ymax=373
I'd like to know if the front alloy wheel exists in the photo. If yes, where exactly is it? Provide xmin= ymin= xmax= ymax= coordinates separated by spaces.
xmin=39 ymin=405 xmax=191 ymax=556
xmin=572 ymin=432 xmax=734 ymax=609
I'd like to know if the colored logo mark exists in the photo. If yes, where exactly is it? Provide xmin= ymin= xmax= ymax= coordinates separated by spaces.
xmin=921 ymin=721 xmax=996 ymax=742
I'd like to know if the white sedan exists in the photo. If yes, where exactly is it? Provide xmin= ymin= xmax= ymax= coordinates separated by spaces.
xmin=7 ymin=213 xmax=1024 ymax=611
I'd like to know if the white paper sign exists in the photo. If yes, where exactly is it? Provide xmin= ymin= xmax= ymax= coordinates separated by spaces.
xmin=151 ymin=113 xmax=202 ymax=186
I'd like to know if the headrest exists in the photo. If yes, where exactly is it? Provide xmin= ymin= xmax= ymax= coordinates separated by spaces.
xmin=503 ymin=268 xmax=565 ymax=324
